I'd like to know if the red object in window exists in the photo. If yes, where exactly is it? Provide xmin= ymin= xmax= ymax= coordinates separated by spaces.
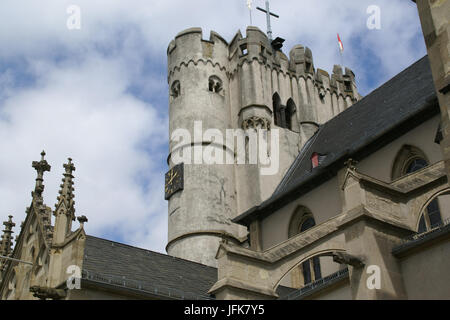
xmin=311 ymin=153 xmax=319 ymax=168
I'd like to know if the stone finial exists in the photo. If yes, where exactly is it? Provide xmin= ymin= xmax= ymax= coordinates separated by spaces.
xmin=0 ymin=215 xmax=15 ymax=258
xmin=54 ymin=158 xmax=76 ymax=220
xmin=344 ymin=158 xmax=358 ymax=171
xmin=77 ymin=215 xmax=88 ymax=228
xmin=32 ymin=151 xmax=51 ymax=198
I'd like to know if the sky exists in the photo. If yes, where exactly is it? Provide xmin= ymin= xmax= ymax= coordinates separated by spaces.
xmin=0 ymin=0 xmax=426 ymax=254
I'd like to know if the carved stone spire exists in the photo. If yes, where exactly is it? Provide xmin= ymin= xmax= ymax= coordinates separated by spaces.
xmin=55 ymin=158 xmax=76 ymax=218
xmin=0 ymin=215 xmax=15 ymax=258
xmin=32 ymin=151 xmax=51 ymax=198
xmin=53 ymin=158 xmax=76 ymax=244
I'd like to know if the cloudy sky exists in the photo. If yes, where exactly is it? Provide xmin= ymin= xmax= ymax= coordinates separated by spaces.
xmin=0 ymin=0 xmax=426 ymax=254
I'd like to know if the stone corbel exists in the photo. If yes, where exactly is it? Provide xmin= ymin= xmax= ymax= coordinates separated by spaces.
xmin=30 ymin=286 xmax=67 ymax=300
xmin=332 ymin=251 xmax=365 ymax=268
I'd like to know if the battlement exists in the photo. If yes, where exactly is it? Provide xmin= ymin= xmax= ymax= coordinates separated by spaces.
xmin=167 ymin=27 xmax=359 ymax=100
xmin=167 ymin=27 xmax=230 ymax=80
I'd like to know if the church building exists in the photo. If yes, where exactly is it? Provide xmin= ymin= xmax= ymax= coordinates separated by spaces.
xmin=1 ymin=0 xmax=449 ymax=300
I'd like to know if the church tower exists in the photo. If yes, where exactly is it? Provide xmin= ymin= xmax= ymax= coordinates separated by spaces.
xmin=166 ymin=27 xmax=360 ymax=267
xmin=166 ymin=28 xmax=244 ymax=267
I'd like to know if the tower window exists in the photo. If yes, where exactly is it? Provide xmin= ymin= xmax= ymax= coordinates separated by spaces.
xmin=208 ymin=76 xmax=223 ymax=94
xmin=344 ymin=80 xmax=352 ymax=92
xmin=171 ymin=80 xmax=180 ymax=98
xmin=273 ymin=95 xmax=296 ymax=131
xmin=240 ymin=43 xmax=248 ymax=56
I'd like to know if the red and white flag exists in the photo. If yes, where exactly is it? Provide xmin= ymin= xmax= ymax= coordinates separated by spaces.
xmin=337 ymin=33 xmax=344 ymax=53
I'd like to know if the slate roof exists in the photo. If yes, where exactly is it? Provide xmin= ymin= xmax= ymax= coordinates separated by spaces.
xmin=82 ymin=235 xmax=217 ymax=299
xmin=82 ymin=235 xmax=296 ymax=299
xmin=234 ymin=55 xmax=440 ymax=226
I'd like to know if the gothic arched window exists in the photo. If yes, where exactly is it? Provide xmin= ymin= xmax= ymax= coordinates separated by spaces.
xmin=273 ymin=94 xmax=296 ymax=131
xmin=286 ymin=99 xmax=297 ymax=131
xmin=273 ymin=93 xmax=282 ymax=127
xmin=171 ymin=80 xmax=180 ymax=99
xmin=392 ymin=145 xmax=443 ymax=233
xmin=288 ymin=207 xmax=322 ymax=286
xmin=404 ymin=157 xmax=443 ymax=233
xmin=298 ymin=216 xmax=322 ymax=284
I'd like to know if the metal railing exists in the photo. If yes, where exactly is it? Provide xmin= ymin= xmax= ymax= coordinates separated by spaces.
xmin=392 ymin=218 xmax=450 ymax=254
xmin=281 ymin=267 xmax=349 ymax=300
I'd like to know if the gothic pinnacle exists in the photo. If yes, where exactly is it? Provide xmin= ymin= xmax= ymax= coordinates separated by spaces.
xmin=55 ymin=158 xmax=76 ymax=220
xmin=32 ymin=150 xmax=51 ymax=198
xmin=0 ymin=215 xmax=15 ymax=257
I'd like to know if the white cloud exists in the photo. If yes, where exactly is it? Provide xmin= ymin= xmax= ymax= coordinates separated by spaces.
xmin=0 ymin=0 xmax=427 ymax=254
xmin=0 ymin=53 xmax=168 ymax=252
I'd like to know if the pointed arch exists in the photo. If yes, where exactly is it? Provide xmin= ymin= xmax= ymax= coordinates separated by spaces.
xmin=415 ymin=188 xmax=448 ymax=233
xmin=170 ymin=80 xmax=180 ymax=98
xmin=287 ymin=206 xmax=322 ymax=286
xmin=273 ymin=93 xmax=282 ymax=127
xmin=286 ymin=98 xmax=297 ymax=131
xmin=391 ymin=144 xmax=429 ymax=180
xmin=392 ymin=145 xmax=443 ymax=233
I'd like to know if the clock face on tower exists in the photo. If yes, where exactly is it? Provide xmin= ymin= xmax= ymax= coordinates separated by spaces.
xmin=165 ymin=163 xmax=184 ymax=200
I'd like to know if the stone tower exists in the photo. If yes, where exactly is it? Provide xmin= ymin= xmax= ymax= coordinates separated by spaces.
xmin=166 ymin=27 xmax=360 ymax=267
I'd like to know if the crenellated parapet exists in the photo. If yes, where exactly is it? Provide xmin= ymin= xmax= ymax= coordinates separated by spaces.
xmin=167 ymin=26 xmax=361 ymax=132
xmin=167 ymin=28 xmax=230 ymax=82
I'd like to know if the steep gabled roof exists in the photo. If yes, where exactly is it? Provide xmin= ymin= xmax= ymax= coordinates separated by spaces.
xmin=82 ymin=235 xmax=297 ymax=299
xmin=234 ymin=55 xmax=439 ymax=226
xmin=82 ymin=235 xmax=217 ymax=299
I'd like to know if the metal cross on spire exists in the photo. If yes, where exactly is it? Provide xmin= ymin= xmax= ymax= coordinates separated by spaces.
xmin=256 ymin=0 xmax=279 ymax=42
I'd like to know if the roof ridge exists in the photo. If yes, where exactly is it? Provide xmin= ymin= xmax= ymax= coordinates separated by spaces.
xmin=85 ymin=235 xmax=217 ymax=270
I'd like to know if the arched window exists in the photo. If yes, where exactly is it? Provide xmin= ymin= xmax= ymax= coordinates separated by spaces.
xmin=286 ymin=99 xmax=297 ymax=131
xmin=273 ymin=93 xmax=282 ymax=127
xmin=273 ymin=94 xmax=296 ymax=131
xmin=288 ymin=207 xmax=322 ymax=286
xmin=208 ymin=76 xmax=223 ymax=94
xmin=393 ymin=145 xmax=443 ymax=233
xmin=404 ymin=157 xmax=443 ymax=233
xmin=171 ymin=80 xmax=180 ymax=98
xmin=298 ymin=216 xmax=322 ymax=285
xmin=391 ymin=145 xmax=429 ymax=180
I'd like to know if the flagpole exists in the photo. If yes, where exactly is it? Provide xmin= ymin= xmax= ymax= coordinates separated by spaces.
xmin=247 ymin=0 xmax=253 ymax=26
